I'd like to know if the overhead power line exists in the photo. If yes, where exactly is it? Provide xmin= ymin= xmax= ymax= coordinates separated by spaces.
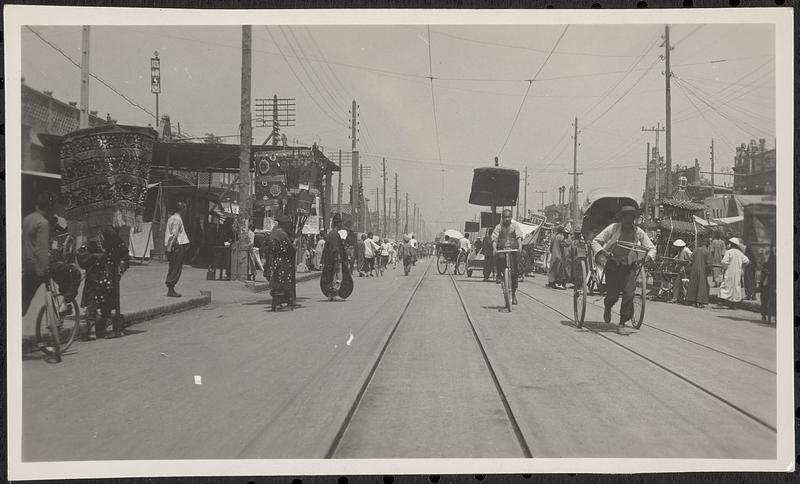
xmin=497 ymin=25 xmax=570 ymax=157
xmin=426 ymin=25 xmax=445 ymax=198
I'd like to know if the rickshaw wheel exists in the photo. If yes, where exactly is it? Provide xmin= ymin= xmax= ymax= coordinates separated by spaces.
xmin=630 ymin=266 xmax=647 ymax=329
xmin=455 ymin=253 xmax=467 ymax=275
xmin=437 ymin=255 xmax=448 ymax=274
xmin=573 ymin=260 xmax=587 ymax=328
xmin=503 ymin=267 xmax=512 ymax=312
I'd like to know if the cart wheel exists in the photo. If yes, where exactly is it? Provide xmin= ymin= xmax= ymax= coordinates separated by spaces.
xmin=573 ymin=260 xmax=587 ymax=328
xmin=630 ymin=265 xmax=647 ymax=329
xmin=467 ymin=269 xmax=473 ymax=278
xmin=437 ymin=255 xmax=448 ymax=274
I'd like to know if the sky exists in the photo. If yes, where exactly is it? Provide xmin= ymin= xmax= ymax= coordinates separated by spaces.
xmin=21 ymin=22 xmax=775 ymax=237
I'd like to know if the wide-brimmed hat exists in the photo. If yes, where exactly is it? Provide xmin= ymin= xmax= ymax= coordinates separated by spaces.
xmin=672 ymin=239 xmax=686 ymax=247
xmin=728 ymin=237 xmax=744 ymax=249
xmin=616 ymin=205 xmax=638 ymax=218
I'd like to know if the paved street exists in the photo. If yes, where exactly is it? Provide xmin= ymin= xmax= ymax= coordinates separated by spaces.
xmin=22 ymin=257 xmax=776 ymax=461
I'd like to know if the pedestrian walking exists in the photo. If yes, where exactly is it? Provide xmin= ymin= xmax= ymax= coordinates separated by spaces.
xmin=268 ymin=214 xmax=296 ymax=311
xmin=357 ymin=234 xmax=366 ymax=277
xmin=686 ymin=237 xmax=711 ymax=308
xmin=315 ymin=235 xmax=326 ymax=272
xmin=481 ymin=230 xmax=494 ymax=281
xmin=709 ymin=232 xmax=726 ymax=287
xmin=743 ymin=243 xmax=757 ymax=300
xmin=671 ymin=239 xmax=692 ymax=303
xmin=165 ymin=202 xmax=190 ymax=297
xmin=399 ymin=234 xmax=414 ymax=275
xmin=77 ymin=227 xmax=130 ymax=339
xmin=760 ymin=246 xmax=776 ymax=322
xmin=22 ymin=192 xmax=54 ymax=316
xmin=717 ymin=237 xmax=750 ymax=308
xmin=547 ymin=226 xmax=570 ymax=289
xmin=410 ymin=234 xmax=419 ymax=265
xmin=321 ymin=214 xmax=352 ymax=301
xmin=363 ymin=232 xmax=378 ymax=276
xmin=591 ymin=205 xmax=656 ymax=331
xmin=247 ymin=224 xmax=265 ymax=276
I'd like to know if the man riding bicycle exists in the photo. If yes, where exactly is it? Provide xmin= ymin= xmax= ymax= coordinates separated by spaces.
xmin=591 ymin=205 xmax=656 ymax=330
xmin=492 ymin=209 xmax=524 ymax=305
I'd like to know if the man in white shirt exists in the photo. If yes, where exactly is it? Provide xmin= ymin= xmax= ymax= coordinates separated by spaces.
xmin=363 ymin=232 xmax=378 ymax=276
xmin=459 ymin=233 xmax=472 ymax=253
xmin=165 ymin=202 xmax=190 ymax=297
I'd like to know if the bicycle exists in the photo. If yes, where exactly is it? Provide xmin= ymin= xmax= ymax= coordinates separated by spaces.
xmin=35 ymin=278 xmax=81 ymax=362
xmin=495 ymin=248 xmax=519 ymax=312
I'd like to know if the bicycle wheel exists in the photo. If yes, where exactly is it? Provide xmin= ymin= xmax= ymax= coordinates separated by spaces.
xmin=504 ymin=267 xmax=512 ymax=312
xmin=630 ymin=265 xmax=647 ymax=329
xmin=573 ymin=260 xmax=587 ymax=328
xmin=35 ymin=298 xmax=61 ymax=362
xmin=437 ymin=255 xmax=448 ymax=274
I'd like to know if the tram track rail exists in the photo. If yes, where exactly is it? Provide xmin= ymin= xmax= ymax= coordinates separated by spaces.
xmin=325 ymin=260 xmax=433 ymax=458
xmin=537 ymin=281 xmax=775 ymax=375
xmin=325 ymin=262 xmax=534 ymax=458
xmin=516 ymin=288 xmax=777 ymax=434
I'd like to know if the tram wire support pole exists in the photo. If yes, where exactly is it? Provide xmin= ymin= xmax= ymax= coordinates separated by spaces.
xmin=663 ymin=25 xmax=673 ymax=197
xmin=568 ymin=116 xmax=584 ymax=224
xmin=395 ymin=173 xmax=399 ymax=240
xmin=232 ymin=25 xmax=252 ymax=281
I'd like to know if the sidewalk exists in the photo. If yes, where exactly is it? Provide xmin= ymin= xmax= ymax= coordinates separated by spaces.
xmin=21 ymin=261 xmax=321 ymax=350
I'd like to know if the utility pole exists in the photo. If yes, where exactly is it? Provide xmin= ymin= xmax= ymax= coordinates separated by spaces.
xmin=568 ymin=116 xmax=583 ymax=222
xmin=351 ymin=100 xmax=359 ymax=232
xmin=664 ymin=25 xmax=673 ymax=197
xmin=337 ymin=150 xmax=343 ymax=215
xmin=150 ymin=51 xmax=161 ymax=129
xmin=395 ymin=173 xmax=399 ymax=240
xmin=523 ymin=166 xmax=528 ymax=219
xmin=405 ymin=193 xmax=409 ymax=234
xmin=376 ymin=187 xmax=380 ymax=235
xmin=413 ymin=204 xmax=418 ymax=235
xmin=382 ymin=158 xmax=387 ymax=238
xmin=644 ymin=142 xmax=650 ymax=217
xmin=710 ymin=139 xmax=715 ymax=197
xmin=233 ymin=25 xmax=252 ymax=280
xmin=79 ymin=26 xmax=90 ymax=129
xmin=388 ymin=197 xmax=393 ymax=239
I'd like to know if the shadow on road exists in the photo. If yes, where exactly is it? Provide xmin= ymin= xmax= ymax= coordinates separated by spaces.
xmin=559 ymin=319 xmax=634 ymax=335
xmin=242 ymin=297 xmax=311 ymax=306
xmin=715 ymin=314 xmax=774 ymax=327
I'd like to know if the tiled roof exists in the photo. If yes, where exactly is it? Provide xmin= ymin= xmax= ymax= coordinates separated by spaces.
xmin=661 ymin=198 xmax=706 ymax=211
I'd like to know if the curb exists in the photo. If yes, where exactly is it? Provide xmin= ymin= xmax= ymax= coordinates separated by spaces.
xmin=244 ymin=271 xmax=322 ymax=292
xmin=22 ymin=291 xmax=211 ymax=353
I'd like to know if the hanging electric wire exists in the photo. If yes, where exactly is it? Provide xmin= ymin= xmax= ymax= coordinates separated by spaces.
xmin=497 ymin=24 xmax=570 ymax=157
xmin=426 ymin=25 xmax=445 ymax=199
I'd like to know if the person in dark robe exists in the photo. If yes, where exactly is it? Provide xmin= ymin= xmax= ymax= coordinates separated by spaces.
xmin=547 ymin=226 xmax=570 ymax=289
xmin=743 ymin=243 xmax=757 ymax=300
xmin=760 ymin=246 xmax=775 ymax=323
xmin=321 ymin=214 xmax=348 ymax=301
xmin=76 ymin=226 xmax=130 ymax=339
xmin=686 ymin=237 xmax=711 ymax=308
xmin=481 ymin=230 xmax=494 ymax=281
xmin=268 ymin=215 xmax=296 ymax=311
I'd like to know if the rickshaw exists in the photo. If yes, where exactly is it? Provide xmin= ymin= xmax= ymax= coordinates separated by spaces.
xmin=572 ymin=192 xmax=648 ymax=329
xmin=436 ymin=229 xmax=466 ymax=274
xmin=468 ymin=166 xmax=520 ymax=312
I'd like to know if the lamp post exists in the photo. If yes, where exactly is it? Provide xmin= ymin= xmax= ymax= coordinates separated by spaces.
xmin=150 ymin=52 xmax=161 ymax=128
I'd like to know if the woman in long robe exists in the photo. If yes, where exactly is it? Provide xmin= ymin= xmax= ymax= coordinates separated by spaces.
xmin=547 ymin=227 xmax=570 ymax=289
xmin=686 ymin=238 xmax=711 ymax=307
xmin=268 ymin=219 xmax=296 ymax=310
xmin=718 ymin=238 xmax=749 ymax=306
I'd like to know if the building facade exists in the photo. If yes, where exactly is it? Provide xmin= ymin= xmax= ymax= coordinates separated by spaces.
xmin=734 ymin=138 xmax=776 ymax=195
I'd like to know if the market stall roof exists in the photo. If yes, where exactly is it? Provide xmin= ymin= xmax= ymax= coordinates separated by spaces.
xmin=733 ymin=194 xmax=776 ymax=207
xmin=711 ymin=215 xmax=744 ymax=225
xmin=468 ymin=167 xmax=520 ymax=207
xmin=660 ymin=198 xmax=706 ymax=211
